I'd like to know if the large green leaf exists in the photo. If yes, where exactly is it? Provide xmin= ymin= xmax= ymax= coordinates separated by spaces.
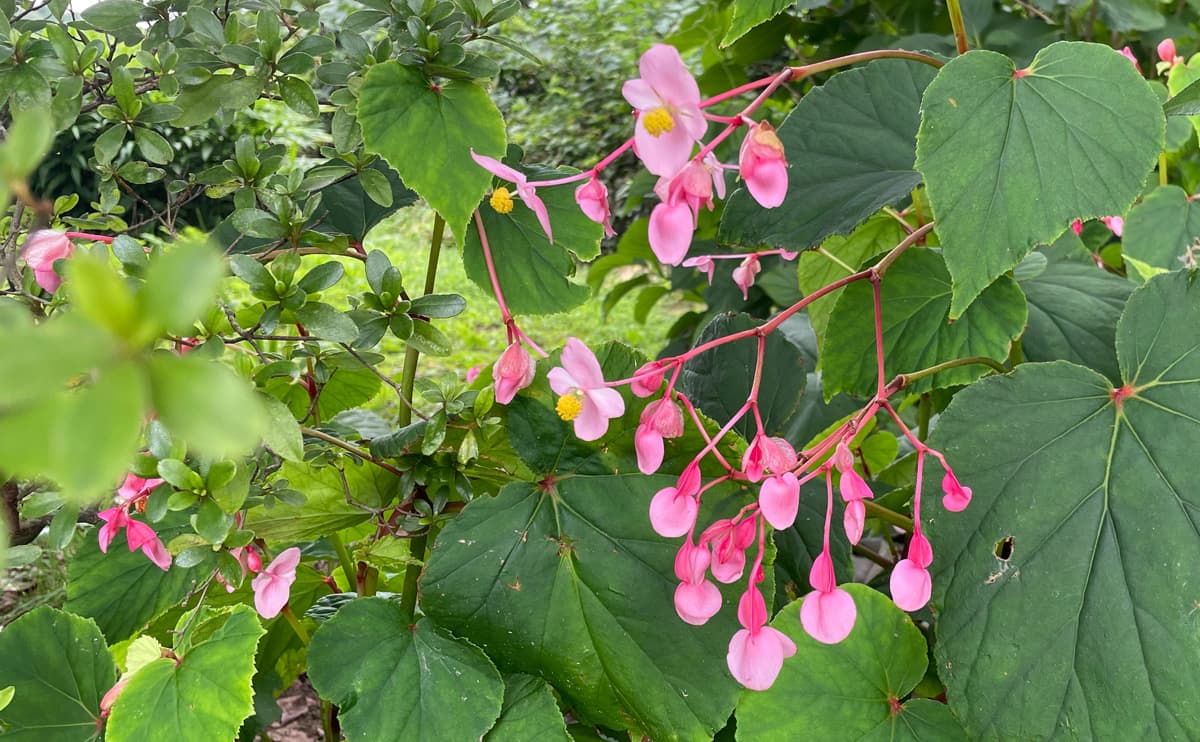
xmin=1015 ymin=236 xmax=1131 ymax=382
xmin=720 ymin=59 xmax=936 ymax=251
xmin=1121 ymin=185 xmax=1200 ymax=282
xmin=822 ymin=249 xmax=1026 ymax=399
xmin=106 ymin=606 xmax=265 ymax=742
xmin=486 ymin=675 xmax=571 ymax=742
xmin=736 ymin=585 xmax=965 ymax=740
xmin=679 ymin=313 xmax=807 ymax=440
xmin=422 ymin=475 xmax=753 ymax=741
xmin=463 ymin=164 xmax=603 ymax=316
xmin=926 ymin=271 xmax=1200 ymax=739
xmin=0 ymin=607 xmax=116 ymax=741
xmin=358 ymin=61 xmax=506 ymax=237
xmin=244 ymin=461 xmax=375 ymax=542
xmin=66 ymin=513 xmax=213 ymax=643
xmin=308 ymin=599 xmax=503 ymax=740
xmin=916 ymin=42 xmax=1163 ymax=317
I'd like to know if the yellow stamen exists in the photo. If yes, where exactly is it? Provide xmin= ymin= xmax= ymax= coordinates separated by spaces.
xmin=490 ymin=187 xmax=514 ymax=214
xmin=556 ymin=392 xmax=584 ymax=421
xmin=643 ymin=107 xmax=675 ymax=137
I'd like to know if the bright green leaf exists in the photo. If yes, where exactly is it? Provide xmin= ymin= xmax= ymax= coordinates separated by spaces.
xmin=148 ymin=355 xmax=266 ymax=458
xmin=139 ymin=236 xmax=224 ymax=336
xmin=293 ymin=302 xmax=359 ymax=343
xmin=485 ymin=674 xmax=571 ymax=742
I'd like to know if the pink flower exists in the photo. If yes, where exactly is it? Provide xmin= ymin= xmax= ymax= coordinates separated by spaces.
xmin=492 ymin=341 xmax=535 ymax=405
xmin=702 ymin=517 xmax=756 ymax=583
xmin=648 ymin=158 xmax=724 ymax=265
xmin=649 ymin=463 xmax=701 ymax=537
xmin=97 ymin=507 xmax=172 ymax=571
xmin=758 ymin=472 xmax=799 ymax=530
xmin=839 ymin=467 xmax=873 ymax=503
xmin=832 ymin=440 xmax=855 ymax=473
xmin=631 ymin=361 xmax=667 ymax=398
xmin=465 ymin=365 xmax=482 ymax=384
xmin=942 ymin=470 xmax=972 ymax=512
xmin=1070 ymin=218 xmax=1083 ymax=236
xmin=741 ymin=433 xmax=797 ymax=483
xmin=682 ymin=256 xmax=716 ymax=284
xmin=117 ymin=472 xmax=164 ymax=504
xmin=471 ymin=151 xmax=553 ymax=242
xmin=21 ymin=230 xmax=74 ymax=293
xmin=891 ymin=530 xmax=933 ymax=611
xmin=732 ymin=255 xmax=762 ymax=299
xmin=1102 ymin=216 xmax=1124 ymax=237
xmin=799 ymin=551 xmax=856 ymax=644
xmin=843 ymin=500 xmax=866 ymax=545
xmin=839 ymin=466 xmax=873 ymax=544
xmin=727 ymin=586 xmax=796 ymax=690
xmin=217 ymin=545 xmax=264 ymax=593
xmin=548 ymin=338 xmax=625 ymax=440
xmin=1118 ymin=46 xmax=1141 ymax=72
xmin=252 ymin=547 xmax=301 ymax=619
xmin=1158 ymin=38 xmax=1182 ymax=69
xmin=673 ymin=540 xmax=722 ymax=625
xmin=739 ymin=121 xmax=788 ymax=208
xmin=622 ymin=44 xmax=706 ymax=176
xmin=634 ymin=397 xmax=685 ymax=474
xmin=575 ymin=176 xmax=615 ymax=237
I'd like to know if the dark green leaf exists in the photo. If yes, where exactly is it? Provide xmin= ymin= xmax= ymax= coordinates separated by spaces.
xmin=1121 ymin=184 xmax=1200 ymax=281
xmin=485 ymin=674 xmax=571 ymax=742
xmin=81 ymin=0 xmax=154 ymax=31
xmin=294 ymin=302 xmax=359 ymax=343
xmin=296 ymin=262 xmax=345 ymax=293
xmin=409 ymin=293 xmax=466 ymax=318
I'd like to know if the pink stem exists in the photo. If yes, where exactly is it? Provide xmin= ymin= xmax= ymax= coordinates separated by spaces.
xmin=872 ymin=277 xmax=886 ymax=396
xmin=473 ymin=209 xmax=513 ymax=324
xmin=65 ymin=231 xmax=114 ymax=244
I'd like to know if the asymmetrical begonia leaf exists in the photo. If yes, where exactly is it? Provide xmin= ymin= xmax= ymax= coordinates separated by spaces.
xmin=916 ymin=41 xmax=1163 ymax=317
xmin=0 ymin=607 xmax=117 ymax=741
xmin=926 ymin=271 xmax=1200 ymax=739
xmin=720 ymin=59 xmax=936 ymax=251
xmin=1120 ymin=185 xmax=1200 ymax=281
xmin=736 ymin=585 xmax=965 ymax=740
xmin=485 ymin=674 xmax=572 ymax=742
xmin=307 ymin=599 xmax=504 ymax=741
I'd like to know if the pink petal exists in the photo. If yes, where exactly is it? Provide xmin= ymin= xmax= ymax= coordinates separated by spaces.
xmin=635 ymin=424 xmax=665 ymax=474
xmin=647 ymin=199 xmax=694 ymax=265
xmin=758 ymin=473 xmax=799 ymax=530
xmin=638 ymin=45 xmax=701 ymax=109
xmin=832 ymin=441 xmax=855 ymax=473
xmin=635 ymin=122 xmax=695 ymax=177
xmin=649 ymin=486 xmax=698 ymax=537
xmin=33 ymin=269 xmax=63 ymax=293
xmin=252 ymin=574 xmax=291 ymax=619
xmin=908 ymin=530 xmax=934 ymax=569
xmin=21 ymin=230 xmax=73 ymax=269
xmin=727 ymin=627 xmax=796 ymax=691
xmin=1159 ymin=38 xmax=1177 ymax=64
xmin=493 ymin=342 xmax=535 ymax=405
xmin=141 ymin=538 xmax=172 ymax=571
xmin=470 ymin=150 xmax=525 ymax=184
xmin=677 ymin=104 xmax=708 ymax=142
xmin=839 ymin=469 xmax=873 ymax=502
xmin=737 ymin=586 xmax=768 ymax=630
xmin=559 ymin=338 xmax=606 ymax=390
xmin=746 ymin=159 xmax=788 ymax=208
xmin=124 ymin=519 xmax=158 ymax=552
xmin=890 ymin=559 xmax=932 ymax=612
xmin=97 ymin=516 xmax=122 ymax=554
xmin=521 ymin=186 xmax=554 ymax=244
xmin=808 ymin=550 xmax=836 ymax=593
xmin=674 ymin=580 xmax=723 ymax=625
xmin=267 ymin=546 xmax=302 ymax=578
xmin=710 ymin=547 xmax=746 ymax=584
xmin=573 ymin=398 xmax=611 ymax=441
xmin=941 ymin=471 xmax=972 ymax=512
xmin=674 ymin=540 xmax=711 ymax=583
xmin=843 ymin=499 xmax=865 ymax=545
xmin=547 ymin=366 xmax=578 ymax=396
xmin=585 ymin=386 xmax=625 ymax=420
xmin=799 ymin=588 xmax=857 ymax=644
xmin=630 ymin=362 xmax=665 ymax=398
xmin=1071 ymin=218 xmax=1083 ymax=235
xmin=621 ymin=77 xmax=660 ymax=110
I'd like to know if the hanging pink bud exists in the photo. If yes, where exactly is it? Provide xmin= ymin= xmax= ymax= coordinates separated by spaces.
xmin=832 ymin=440 xmax=855 ymax=473
xmin=703 ymin=517 xmax=756 ymax=583
xmin=839 ymin=467 xmax=873 ymax=502
xmin=732 ymin=255 xmax=761 ymax=300
xmin=492 ymin=341 xmax=536 ymax=405
xmin=1158 ymin=38 xmax=1177 ymax=65
xmin=575 ymin=176 xmax=615 ymax=237
xmin=682 ymin=255 xmax=716 ymax=284
xmin=909 ymin=530 xmax=934 ymax=568
xmin=1102 ymin=216 xmax=1124 ymax=237
xmin=677 ymin=460 xmax=701 ymax=498
xmin=631 ymin=361 xmax=667 ymax=397
xmin=1070 ymin=218 xmax=1083 ymax=236
xmin=648 ymin=196 xmax=695 ymax=266
xmin=727 ymin=623 xmax=796 ymax=690
xmin=758 ymin=472 xmax=800 ymax=530
xmin=799 ymin=551 xmax=856 ymax=644
xmin=738 ymin=120 xmax=788 ymax=208
xmin=21 ymin=230 xmax=74 ymax=293
xmin=843 ymin=499 xmax=866 ymax=545
xmin=890 ymin=559 xmax=932 ymax=612
xmin=941 ymin=470 xmax=972 ymax=512
xmin=634 ymin=398 xmax=685 ymax=474
xmin=1118 ymin=46 xmax=1141 ymax=72
xmin=766 ymin=437 xmax=797 ymax=471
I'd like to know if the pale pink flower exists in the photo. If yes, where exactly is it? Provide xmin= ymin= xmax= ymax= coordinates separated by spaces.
xmin=631 ymin=361 xmax=666 ymax=398
xmin=738 ymin=120 xmax=788 ymax=208
xmin=942 ymin=470 xmax=972 ymax=512
xmin=732 ymin=255 xmax=762 ymax=300
xmin=741 ymin=433 xmax=796 ymax=483
xmin=649 ymin=463 xmax=701 ymax=537
xmin=673 ymin=540 xmax=722 ymax=625
xmin=252 ymin=547 xmax=301 ymax=619
xmin=1102 ymin=216 xmax=1124 ymax=237
xmin=839 ymin=467 xmax=873 ymax=544
xmin=634 ymin=397 xmax=685 ymax=474
xmin=492 ymin=341 xmax=535 ymax=405
xmin=622 ymin=44 xmax=706 ymax=176
xmin=891 ymin=530 xmax=933 ymax=611
xmin=702 ymin=517 xmax=756 ymax=583
xmin=799 ymin=551 xmax=856 ymax=644
xmin=727 ymin=585 xmax=796 ymax=690
xmin=21 ymin=230 xmax=74 ymax=293
xmin=471 ymin=151 xmax=553 ymax=242
xmin=116 ymin=472 xmax=164 ymax=504
xmin=843 ymin=500 xmax=866 ymax=545
xmin=1118 ymin=46 xmax=1141 ymax=72
xmin=832 ymin=440 xmax=855 ymax=473
xmin=547 ymin=338 xmax=625 ymax=440
xmin=682 ymin=256 xmax=716 ymax=284
xmin=97 ymin=507 xmax=172 ymax=571
xmin=575 ymin=176 xmax=615 ymax=237
xmin=758 ymin=472 xmax=799 ymax=530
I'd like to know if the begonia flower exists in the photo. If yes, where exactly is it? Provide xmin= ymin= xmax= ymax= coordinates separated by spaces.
xmin=682 ymin=256 xmax=716 ymax=284
xmin=741 ymin=433 xmax=796 ymax=483
xmin=649 ymin=463 xmax=701 ymax=537
xmin=758 ymin=472 xmax=799 ymax=530
xmin=942 ymin=470 xmax=973 ymax=512
xmin=21 ymin=230 xmax=74 ymax=293
xmin=634 ymin=397 xmax=685 ymax=474
xmin=1118 ymin=46 xmax=1141 ymax=72
xmin=1158 ymin=38 xmax=1182 ymax=73
xmin=727 ymin=585 xmax=796 ymax=690
xmin=738 ymin=120 xmax=788 ymax=208
xmin=648 ymin=158 xmax=724 ymax=265
xmin=732 ymin=255 xmax=762 ymax=299
xmin=98 ymin=473 xmax=170 ymax=571
xmin=575 ymin=176 xmax=615 ymax=237
xmin=702 ymin=517 xmax=756 ymax=583
xmin=493 ymin=341 xmax=536 ymax=405
xmin=252 ymin=547 xmax=301 ymax=619
xmin=548 ymin=338 xmax=625 ymax=440
xmin=622 ymin=44 xmax=706 ymax=176
xmin=631 ymin=361 xmax=667 ymax=398
xmin=471 ymin=151 xmax=553 ymax=242
xmin=799 ymin=550 xmax=856 ymax=644
xmin=839 ymin=466 xmax=873 ymax=545
xmin=1071 ymin=218 xmax=1083 ymax=236
xmin=673 ymin=540 xmax=722 ymax=625
xmin=890 ymin=531 xmax=934 ymax=612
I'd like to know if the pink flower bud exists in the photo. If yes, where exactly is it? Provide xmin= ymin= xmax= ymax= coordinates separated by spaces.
xmin=649 ymin=485 xmax=698 ymax=537
xmin=21 ymin=230 xmax=74 ymax=293
xmin=832 ymin=440 xmax=855 ymax=473
xmin=843 ymin=499 xmax=865 ymax=545
xmin=1070 ymin=218 xmax=1083 ymax=236
xmin=942 ymin=470 xmax=972 ymax=512
xmin=492 ymin=341 xmax=535 ymax=405
xmin=1118 ymin=46 xmax=1141 ymax=72
xmin=675 ymin=580 xmax=722 ymax=626
xmin=648 ymin=197 xmax=695 ymax=265
xmin=732 ymin=255 xmax=761 ymax=300
xmin=738 ymin=120 xmax=788 ymax=208
xmin=839 ymin=467 xmax=873 ymax=502
xmin=703 ymin=517 xmax=755 ymax=583
xmin=1158 ymin=38 xmax=1177 ymax=65
xmin=727 ymin=624 xmax=796 ymax=690
xmin=890 ymin=559 xmax=932 ymax=612
xmin=1102 ymin=216 xmax=1124 ymax=237
xmin=575 ymin=176 xmax=615 ymax=237
xmin=465 ymin=365 xmax=482 ymax=383
xmin=758 ymin=472 xmax=800 ymax=530
xmin=909 ymin=529 xmax=934 ymax=569
xmin=631 ymin=361 xmax=666 ymax=398
xmin=682 ymin=255 xmax=716 ymax=284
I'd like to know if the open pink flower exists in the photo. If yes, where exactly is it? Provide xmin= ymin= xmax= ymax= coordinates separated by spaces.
xmin=548 ymin=338 xmax=625 ymax=440
xmin=891 ymin=530 xmax=933 ymax=611
xmin=493 ymin=341 xmax=535 ymax=405
xmin=739 ymin=121 xmax=788 ymax=208
xmin=758 ymin=472 xmax=799 ymax=530
xmin=22 ymin=230 xmax=74 ymax=293
xmin=575 ymin=176 xmax=615 ymax=237
xmin=635 ymin=397 xmax=685 ymax=474
xmin=674 ymin=540 xmax=722 ymax=625
xmin=622 ymin=44 xmax=706 ymax=176
xmin=471 ymin=151 xmax=553 ymax=242
xmin=741 ymin=433 xmax=796 ymax=483
xmin=727 ymin=586 xmax=796 ymax=690
xmin=942 ymin=470 xmax=972 ymax=512
xmin=732 ymin=255 xmax=762 ymax=299
xmin=97 ymin=507 xmax=171 ymax=571
xmin=252 ymin=547 xmax=301 ymax=619
xmin=702 ymin=517 xmax=756 ymax=583
xmin=799 ymin=551 xmax=856 ymax=644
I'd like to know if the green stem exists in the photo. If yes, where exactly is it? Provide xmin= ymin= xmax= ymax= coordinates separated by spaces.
xmin=1007 ymin=337 xmax=1024 ymax=368
xmin=280 ymin=605 xmax=309 ymax=645
xmin=864 ymin=500 xmax=915 ymax=532
xmin=853 ymin=543 xmax=895 ymax=570
xmin=1159 ymin=152 xmax=1169 ymax=187
xmin=902 ymin=355 xmax=1008 ymax=386
xmin=917 ymin=394 xmax=932 ymax=442
xmin=320 ymin=701 xmax=337 ymax=742
xmin=398 ymin=533 xmax=426 ymax=623
xmin=329 ymin=532 xmax=357 ymax=592
xmin=947 ymin=0 xmax=969 ymax=54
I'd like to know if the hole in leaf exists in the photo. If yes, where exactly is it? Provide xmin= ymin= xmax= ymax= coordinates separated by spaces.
xmin=994 ymin=536 xmax=1014 ymax=561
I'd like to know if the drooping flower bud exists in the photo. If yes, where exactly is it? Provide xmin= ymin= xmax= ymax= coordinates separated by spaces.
xmin=631 ymin=361 xmax=667 ymax=397
xmin=732 ymin=255 xmax=762 ymax=300
xmin=738 ymin=120 xmax=788 ymax=208
xmin=492 ymin=341 xmax=535 ymax=405
xmin=575 ymin=176 xmax=615 ymax=237
xmin=21 ymin=230 xmax=74 ymax=293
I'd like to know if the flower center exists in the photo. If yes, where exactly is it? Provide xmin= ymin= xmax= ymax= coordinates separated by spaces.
xmin=556 ymin=391 xmax=584 ymax=421
xmin=490 ymin=187 xmax=515 ymax=214
xmin=643 ymin=107 xmax=674 ymax=137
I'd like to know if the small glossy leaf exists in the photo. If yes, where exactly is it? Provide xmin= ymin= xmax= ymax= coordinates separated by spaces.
xmin=294 ymin=302 xmax=359 ymax=343
xmin=408 ymin=293 xmax=466 ymax=318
